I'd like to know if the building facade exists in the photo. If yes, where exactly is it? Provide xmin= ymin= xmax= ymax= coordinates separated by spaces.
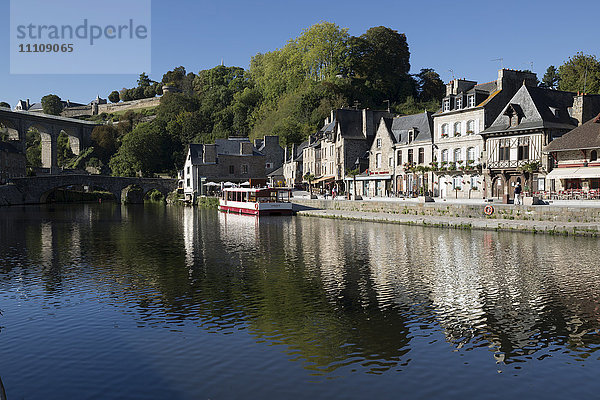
xmin=432 ymin=69 xmax=538 ymax=199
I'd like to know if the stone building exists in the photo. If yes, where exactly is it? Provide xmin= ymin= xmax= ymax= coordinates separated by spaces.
xmin=303 ymin=108 xmax=393 ymax=193
xmin=352 ymin=111 xmax=433 ymax=197
xmin=283 ymin=141 xmax=308 ymax=188
xmin=182 ymin=136 xmax=283 ymax=200
xmin=481 ymin=87 xmax=600 ymax=200
xmin=253 ymin=135 xmax=285 ymax=175
xmin=433 ymin=69 xmax=538 ymax=199
xmin=544 ymin=113 xmax=600 ymax=193
xmin=0 ymin=141 xmax=26 ymax=184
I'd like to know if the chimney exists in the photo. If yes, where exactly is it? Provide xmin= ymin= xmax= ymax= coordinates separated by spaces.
xmin=26 ymin=99 xmax=30 ymax=109
xmin=445 ymin=80 xmax=455 ymax=96
xmin=203 ymin=144 xmax=216 ymax=163
xmin=291 ymin=143 xmax=297 ymax=159
xmin=572 ymin=94 xmax=600 ymax=125
xmin=240 ymin=141 xmax=253 ymax=155
xmin=284 ymin=146 xmax=289 ymax=162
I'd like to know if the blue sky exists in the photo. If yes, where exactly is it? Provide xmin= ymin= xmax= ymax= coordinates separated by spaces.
xmin=1 ymin=0 xmax=599 ymax=106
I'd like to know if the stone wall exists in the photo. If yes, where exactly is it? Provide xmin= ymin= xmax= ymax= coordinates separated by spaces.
xmin=61 ymin=97 xmax=162 ymax=118
xmin=292 ymin=198 xmax=600 ymax=224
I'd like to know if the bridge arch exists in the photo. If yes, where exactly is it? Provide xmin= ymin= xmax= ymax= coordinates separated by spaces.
xmin=39 ymin=184 xmax=121 ymax=203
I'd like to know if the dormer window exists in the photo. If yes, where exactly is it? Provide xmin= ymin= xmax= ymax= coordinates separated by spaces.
xmin=408 ymin=129 xmax=417 ymax=143
xmin=504 ymin=104 xmax=522 ymax=128
xmin=455 ymin=97 xmax=463 ymax=110
xmin=376 ymin=138 xmax=381 ymax=148
xmin=467 ymin=94 xmax=476 ymax=108
xmin=443 ymin=99 xmax=450 ymax=112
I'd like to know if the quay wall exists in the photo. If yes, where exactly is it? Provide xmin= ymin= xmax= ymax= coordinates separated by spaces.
xmin=291 ymin=198 xmax=600 ymax=224
xmin=0 ymin=184 xmax=24 ymax=206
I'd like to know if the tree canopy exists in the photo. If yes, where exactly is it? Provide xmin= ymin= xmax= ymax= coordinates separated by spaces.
xmin=41 ymin=94 xmax=63 ymax=115
xmin=558 ymin=53 xmax=600 ymax=94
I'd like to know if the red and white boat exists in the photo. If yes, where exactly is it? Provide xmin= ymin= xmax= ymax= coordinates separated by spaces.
xmin=219 ymin=187 xmax=294 ymax=216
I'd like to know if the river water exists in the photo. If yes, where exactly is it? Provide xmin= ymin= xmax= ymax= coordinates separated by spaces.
xmin=0 ymin=204 xmax=599 ymax=399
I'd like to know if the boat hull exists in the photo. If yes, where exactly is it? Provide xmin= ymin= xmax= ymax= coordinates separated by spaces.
xmin=218 ymin=204 xmax=293 ymax=216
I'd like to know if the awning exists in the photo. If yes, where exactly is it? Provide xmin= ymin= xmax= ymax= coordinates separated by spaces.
xmin=312 ymin=175 xmax=335 ymax=184
xmin=547 ymin=167 xmax=600 ymax=179
xmin=345 ymin=174 xmax=392 ymax=181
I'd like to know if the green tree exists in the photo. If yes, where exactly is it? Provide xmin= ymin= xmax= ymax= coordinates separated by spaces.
xmin=137 ymin=72 xmax=151 ymax=87
xmin=91 ymin=125 xmax=119 ymax=162
xmin=119 ymin=88 xmax=132 ymax=102
xmin=346 ymin=167 xmax=361 ymax=200
xmin=558 ymin=53 xmax=600 ymax=94
xmin=295 ymin=21 xmax=349 ymax=81
xmin=57 ymin=132 xmax=74 ymax=167
xmin=108 ymin=91 xmax=120 ymax=103
xmin=26 ymin=129 xmax=42 ymax=167
xmin=143 ymin=85 xmax=156 ymax=98
xmin=109 ymin=122 xmax=174 ymax=177
xmin=541 ymin=65 xmax=560 ymax=89
xmin=303 ymin=172 xmax=315 ymax=198
xmin=41 ymin=94 xmax=63 ymax=115
xmin=416 ymin=68 xmax=445 ymax=102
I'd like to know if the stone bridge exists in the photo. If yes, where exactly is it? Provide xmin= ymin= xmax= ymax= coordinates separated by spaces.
xmin=7 ymin=175 xmax=178 ymax=204
xmin=0 ymin=107 xmax=100 ymax=173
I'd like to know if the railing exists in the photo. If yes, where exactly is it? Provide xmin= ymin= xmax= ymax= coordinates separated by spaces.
xmin=488 ymin=159 xmax=532 ymax=169
xmin=528 ymin=190 xmax=600 ymax=200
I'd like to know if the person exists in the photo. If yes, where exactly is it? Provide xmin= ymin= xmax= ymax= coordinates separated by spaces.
xmin=514 ymin=182 xmax=522 ymax=205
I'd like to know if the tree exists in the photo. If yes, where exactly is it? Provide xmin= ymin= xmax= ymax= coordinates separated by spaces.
xmin=558 ymin=52 xmax=600 ymax=94
xmin=541 ymin=65 xmax=560 ymax=89
xmin=57 ymin=132 xmax=74 ymax=167
xmin=91 ymin=125 xmax=119 ymax=162
xmin=295 ymin=21 xmax=349 ymax=81
xmin=137 ymin=72 xmax=151 ymax=87
xmin=143 ymin=85 xmax=156 ymax=98
xmin=415 ymin=69 xmax=444 ymax=102
xmin=41 ymin=94 xmax=63 ymax=115
xmin=0 ymin=102 xmax=10 ymax=108
xmin=119 ymin=88 xmax=132 ymax=102
xmin=303 ymin=173 xmax=315 ymax=198
xmin=108 ymin=91 xmax=120 ymax=103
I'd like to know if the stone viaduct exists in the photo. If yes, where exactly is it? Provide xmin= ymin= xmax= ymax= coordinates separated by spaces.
xmin=4 ymin=175 xmax=177 ymax=205
xmin=0 ymin=106 xmax=99 ymax=173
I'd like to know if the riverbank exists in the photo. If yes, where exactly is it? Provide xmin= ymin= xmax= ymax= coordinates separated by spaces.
xmin=292 ymin=198 xmax=600 ymax=236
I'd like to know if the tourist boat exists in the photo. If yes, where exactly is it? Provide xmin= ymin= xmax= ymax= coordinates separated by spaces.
xmin=219 ymin=187 xmax=293 ymax=216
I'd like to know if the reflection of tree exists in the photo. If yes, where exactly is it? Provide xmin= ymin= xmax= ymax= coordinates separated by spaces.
xmin=3 ymin=205 xmax=600 ymax=376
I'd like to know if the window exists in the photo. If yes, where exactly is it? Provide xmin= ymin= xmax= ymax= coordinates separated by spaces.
xmin=186 ymin=178 xmax=190 ymax=187
xmin=376 ymin=153 xmax=382 ymax=168
xmin=470 ymin=176 xmax=479 ymax=190
xmin=538 ymin=178 xmax=545 ymax=191
xmin=454 ymin=148 xmax=462 ymax=162
xmin=376 ymin=138 xmax=382 ymax=148
xmin=441 ymin=124 xmax=449 ymax=138
xmin=266 ymin=162 xmax=273 ymax=169
xmin=591 ymin=150 xmax=598 ymax=162
xmin=468 ymin=94 xmax=476 ymax=108
xmin=388 ymin=157 xmax=393 ymax=167
xmin=453 ymin=176 xmax=463 ymax=190
xmin=454 ymin=122 xmax=461 ymax=136
xmin=466 ymin=120 xmax=475 ymax=134
xmin=418 ymin=148 xmax=424 ymax=164
xmin=408 ymin=131 xmax=414 ymax=142
xmin=455 ymin=97 xmax=463 ymax=110
xmin=397 ymin=150 xmax=402 ymax=166
xmin=187 ymin=166 xmax=190 ymax=174
xmin=242 ymin=164 xmax=249 ymax=174
xmin=517 ymin=137 xmax=529 ymax=161
xmin=467 ymin=147 xmax=476 ymax=161
xmin=229 ymin=165 xmax=235 ymax=174
xmin=499 ymin=139 xmax=510 ymax=161
xmin=443 ymin=99 xmax=450 ymax=112
xmin=441 ymin=149 xmax=449 ymax=162
xmin=408 ymin=149 xmax=414 ymax=164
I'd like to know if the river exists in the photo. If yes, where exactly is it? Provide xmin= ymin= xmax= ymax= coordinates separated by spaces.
xmin=0 ymin=204 xmax=599 ymax=399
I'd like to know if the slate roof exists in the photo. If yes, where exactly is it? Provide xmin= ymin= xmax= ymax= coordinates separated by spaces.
xmin=293 ymin=141 xmax=309 ymax=162
xmin=390 ymin=111 xmax=434 ymax=144
xmin=188 ymin=138 xmax=262 ymax=165
xmin=267 ymin=166 xmax=284 ymax=177
xmin=214 ymin=138 xmax=262 ymax=156
xmin=468 ymin=81 xmax=498 ymax=94
xmin=545 ymin=113 xmax=600 ymax=152
xmin=481 ymin=85 xmax=577 ymax=135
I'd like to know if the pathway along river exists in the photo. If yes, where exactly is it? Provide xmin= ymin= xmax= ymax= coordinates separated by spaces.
xmin=0 ymin=204 xmax=599 ymax=399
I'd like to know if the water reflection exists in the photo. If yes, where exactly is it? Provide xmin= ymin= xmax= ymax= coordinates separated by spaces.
xmin=1 ymin=204 xmax=600 ymax=382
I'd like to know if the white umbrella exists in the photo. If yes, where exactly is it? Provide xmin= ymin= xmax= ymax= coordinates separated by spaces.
xmin=240 ymin=181 xmax=251 ymax=186
xmin=205 ymin=182 xmax=220 ymax=187
xmin=223 ymin=182 xmax=235 ymax=187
